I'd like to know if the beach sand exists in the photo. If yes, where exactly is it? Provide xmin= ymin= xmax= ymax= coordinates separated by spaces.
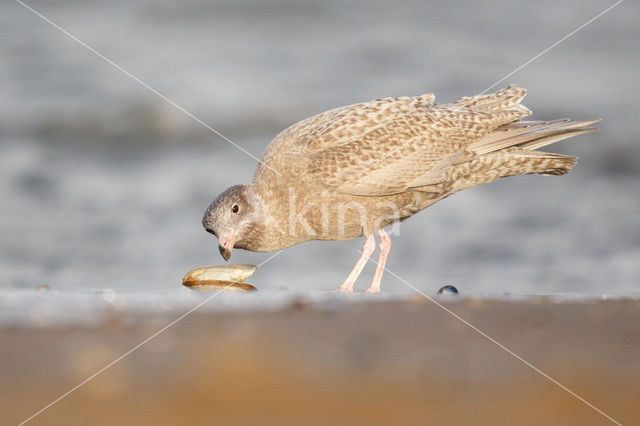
xmin=2 ymin=297 xmax=638 ymax=425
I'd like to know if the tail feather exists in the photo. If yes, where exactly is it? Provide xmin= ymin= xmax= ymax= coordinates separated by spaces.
xmin=506 ymin=148 xmax=578 ymax=176
xmin=426 ymin=87 xmax=599 ymax=193
xmin=468 ymin=118 xmax=600 ymax=156
xmin=432 ymin=147 xmax=579 ymax=196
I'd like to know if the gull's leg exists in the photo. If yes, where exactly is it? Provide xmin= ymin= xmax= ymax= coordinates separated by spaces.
xmin=336 ymin=234 xmax=376 ymax=293
xmin=365 ymin=229 xmax=392 ymax=294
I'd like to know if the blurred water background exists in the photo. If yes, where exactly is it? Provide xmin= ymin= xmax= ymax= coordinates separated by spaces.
xmin=1 ymin=0 xmax=639 ymax=323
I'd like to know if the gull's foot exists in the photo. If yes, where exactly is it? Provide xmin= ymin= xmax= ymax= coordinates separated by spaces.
xmin=363 ymin=287 xmax=381 ymax=294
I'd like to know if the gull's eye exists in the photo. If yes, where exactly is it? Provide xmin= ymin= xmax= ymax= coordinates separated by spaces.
xmin=232 ymin=203 xmax=239 ymax=214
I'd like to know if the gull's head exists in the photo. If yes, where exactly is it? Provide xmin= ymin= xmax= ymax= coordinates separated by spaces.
xmin=202 ymin=184 xmax=261 ymax=261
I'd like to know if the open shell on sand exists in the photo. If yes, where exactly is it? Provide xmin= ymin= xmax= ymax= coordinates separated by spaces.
xmin=183 ymin=279 xmax=257 ymax=292
xmin=182 ymin=264 xmax=258 ymax=292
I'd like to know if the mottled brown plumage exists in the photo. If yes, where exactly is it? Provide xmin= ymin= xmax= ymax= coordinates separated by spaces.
xmin=203 ymin=85 xmax=598 ymax=293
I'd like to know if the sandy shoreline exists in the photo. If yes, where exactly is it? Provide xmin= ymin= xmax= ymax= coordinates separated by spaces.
xmin=3 ymin=297 xmax=639 ymax=425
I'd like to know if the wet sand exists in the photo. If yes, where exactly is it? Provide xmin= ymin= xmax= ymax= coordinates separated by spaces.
xmin=2 ymin=297 xmax=639 ymax=425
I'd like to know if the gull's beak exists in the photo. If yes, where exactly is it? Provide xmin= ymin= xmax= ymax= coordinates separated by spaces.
xmin=218 ymin=244 xmax=231 ymax=262
xmin=218 ymin=232 xmax=237 ymax=262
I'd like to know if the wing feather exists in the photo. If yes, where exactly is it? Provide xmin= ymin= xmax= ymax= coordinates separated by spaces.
xmin=328 ymin=86 xmax=532 ymax=195
xmin=255 ymin=86 xmax=536 ymax=195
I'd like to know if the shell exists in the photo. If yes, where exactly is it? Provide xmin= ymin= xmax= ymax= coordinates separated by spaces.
xmin=183 ymin=279 xmax=257 ymax=292
xmin=182 ymin=264 xmax=257 ymax=285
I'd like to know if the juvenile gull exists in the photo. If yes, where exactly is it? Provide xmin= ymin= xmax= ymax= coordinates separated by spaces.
xmin=202 ymin=86 xmax=598 ymax=293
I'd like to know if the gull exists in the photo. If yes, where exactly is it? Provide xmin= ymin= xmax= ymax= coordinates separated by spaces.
xmin=202 ymin=86 xmax=598 ymax=293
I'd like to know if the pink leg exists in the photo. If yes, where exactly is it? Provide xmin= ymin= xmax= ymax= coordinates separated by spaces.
xmin=336 ymin=234 xmax=376 ymax=293
xmin=365 ymin=229 xmax=392 ymax=294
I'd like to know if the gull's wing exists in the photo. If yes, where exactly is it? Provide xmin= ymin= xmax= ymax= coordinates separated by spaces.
xmin=307 ymin=86 xmax=531 ymax=196
xmin=254 ymin=92 xmax=436 ymax=182
xmin=254 ymin=85 xmax=556 ymax=196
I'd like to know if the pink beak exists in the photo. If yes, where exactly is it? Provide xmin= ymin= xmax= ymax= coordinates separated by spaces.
xmin=218 ymin=232 xmax=237 ymax=262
